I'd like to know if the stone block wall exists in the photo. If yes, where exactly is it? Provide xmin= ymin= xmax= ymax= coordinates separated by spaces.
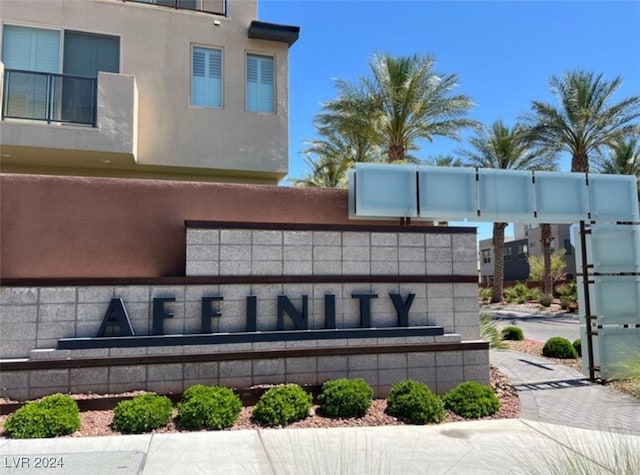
xmin=0 ymin=222 xmax=485 ymax=401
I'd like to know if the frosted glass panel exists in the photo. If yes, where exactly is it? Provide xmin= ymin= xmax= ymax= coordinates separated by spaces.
xmin=418 ymin=166 xmax=477 ymax=219
xmin=478 ymin=169 xmax=534 ymax=222
xmin=572 ymin=224 xmax=585 ymax=271
xmin=593 ymin=276 xmax=640 ymax=324
xmin=580 ymin=326 xmax=599 ymax=378
xmin=588 ymin=174 xmax=639 ymax=223
xmin=598 ymin=327 xmax=640 ymax=379
xmin=590 ymin=225 xmax=640 ymax=273
xmin=355 ymin=163 xmax=417 ymax=217
xmin=534 ymin=171 xmax=589 ymax=222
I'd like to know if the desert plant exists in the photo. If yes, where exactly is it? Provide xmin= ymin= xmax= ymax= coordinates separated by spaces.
xmin=542 ymin=336 xmax=578 ymax=359
xmin=4 ymin=393 xmax=81 ymax=439
xmin=502 ymin=326 xmax=524 ymax=341
xmin=527 ymin=287 xmax=543 ymax=302
xmin=442 ymin=382 xmax=500 ymax=419
xmin=540 ymin=294 xmax=553 ymax=307
xmin=112 ymin=393 xmax=173 ymax=434
xmin=573 ymin=338 xmax=582 ymax=357
xmin=251 ymin=384 xmax=312 ymax=427
xmin=513 ymin=282 xmax=530 ymax=304
xmin=385 ymin=380 xmax=445 ymax=424
xmin=178 ymin=385 xmax=242 ymax=430
xmin=480 ymin=313 xmax=508 ymax=349
xmin=318 ymin=378 xmax=373 ymax=418
xmin=503 ymin=287 xmax=518 ymax=303
xmin=479 ymin=287 xmax=492 ymax=303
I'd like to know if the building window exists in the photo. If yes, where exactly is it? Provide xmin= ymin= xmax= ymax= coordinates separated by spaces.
xmin=2 ymin=25 xmax=61 ymax=73
xmin=481 ymin=249 xmax=491 ymax=264
xmin=246 ymin=54 xmax=274 ymax=113
xmin=191 ymin=46 xmax=222 ymax=108
xmin=2 ymin=25 xmax=119 ymax=125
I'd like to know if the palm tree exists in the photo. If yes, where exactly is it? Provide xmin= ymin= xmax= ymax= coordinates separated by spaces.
xmin=290 ymin=155 xmax=346 ymax=188
xmin=364 ymin=54 xmax=477 ymax=162
xmin=461 ymin=120 xmax=556 ymax=303
xmin=295 ymin=53 xmax=476 ymax=186
xmin=597 ymin=137 xmax=640 ymax=198
xmin=524 ymin=70 xmax=640 ymax=173
xmin=526 ymin=71 xmax=640 ymax=297
xmin=424 ymin=154 xmax=464 ymax=167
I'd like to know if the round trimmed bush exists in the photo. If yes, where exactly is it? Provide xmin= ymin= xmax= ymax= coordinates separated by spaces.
xmin=542 ymin=336 xmax=578 ymax=359
xmin=442 ymin=382 xmax=500 ymax=419
xmin=385 ymin=380 xmax=445 ymax=424
xmin=318 ymin=378 xmax=373 ymax=418
xmin=112 ymin=393 xmax=173 ymax=434
xmin=501 ymin=326 xmax=524 ymax=341
xmin=573 ymin=338 xmax=582 ymax=357
xmin=251 ymin=384 xmax=312 ymax=427
xmin=178 ymin=385 xmax=242 ymax=430
xmin=4 ymin=393 xmax=81 ymax=439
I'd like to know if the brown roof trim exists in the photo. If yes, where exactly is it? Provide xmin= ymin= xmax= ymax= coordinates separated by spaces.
xmin=2 ymin=274 xmax=478 ymax=287
xmin=0 ymin=341 xmax=489 ymax=371
xmin=248 ymin=20 xmax=300 ymax=46
xmin=185 ymin=220 xmax=477 ymax=234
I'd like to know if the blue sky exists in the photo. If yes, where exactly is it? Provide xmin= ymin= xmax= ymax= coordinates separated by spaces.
xmin=259 ymin=0 xmax=640 ymax=240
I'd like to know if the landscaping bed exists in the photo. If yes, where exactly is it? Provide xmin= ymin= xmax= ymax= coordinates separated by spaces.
xmin=0 ymin=365 xmax=519 ymax=438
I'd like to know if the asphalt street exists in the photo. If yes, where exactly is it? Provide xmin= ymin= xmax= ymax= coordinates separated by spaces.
xmin=488 ymin=306 xmax=581 ymax=342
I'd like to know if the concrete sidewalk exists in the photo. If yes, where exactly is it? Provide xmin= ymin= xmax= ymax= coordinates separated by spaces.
xmin=1 ymin=419 xmax=639 ymax=474
xmin=1 ymin=349 xmax=639 ymax=474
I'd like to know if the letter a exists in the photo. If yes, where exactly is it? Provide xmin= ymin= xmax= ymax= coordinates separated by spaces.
xmin=97 ymin=298 xmax=135 ymax=337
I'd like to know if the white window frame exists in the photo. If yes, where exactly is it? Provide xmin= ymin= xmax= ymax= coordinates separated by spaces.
xmin=245 ymin=52 xmax=275 ymax=114
xmin=191 ymin=45 xmax=223 ymax=109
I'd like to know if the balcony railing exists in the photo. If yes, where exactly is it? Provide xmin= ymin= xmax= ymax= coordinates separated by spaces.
xmin=125 ymin=0 xmax=226 ymax=16
xmin=2 ymin=69 xmax=97 ymax=126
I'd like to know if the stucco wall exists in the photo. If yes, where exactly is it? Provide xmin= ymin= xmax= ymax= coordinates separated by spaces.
xmin=0 ymin=0 xmax=290 ymax=180
xmin=0 ymin=174 xmax=420 ymax=279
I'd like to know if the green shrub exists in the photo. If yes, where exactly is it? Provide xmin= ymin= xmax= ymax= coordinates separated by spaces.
xmin=513 ymin=282 xmax=530 ymax=304
xmin=503 ymin=287 xmax=518 ymax=303
xmin=542 ymin=336 xmax=578 ymax=359
xmin=251 ymin=384 xmax=312 ymax=427
xmin=573 ymin=338 xmax=582 ymax=357
xmin=527 ymin=287 xmax=543 ymax=302
xmin=178 ymin=385 xmax=242 ymax=430
xmin=501 ymin=326 xmax=524 ymax=341
xmin=443 ymin=382 xmax=500 ymax=419
xmin=480 ymin=314 xmax=508 ymax=349
xmin=318 ymin=378 xmax=373 ymax=418
xmin=112 ymin=393 xmax=173 ymax=434
xmin=385 ymin=380 xmax=445 ymax=424
xmin=479 ymin=287 xmax=492 ymax=303
xmin=4 ymin=394 xmax=81 ymax=439
xmin=539 ymin=295 xmax=553 ymax=307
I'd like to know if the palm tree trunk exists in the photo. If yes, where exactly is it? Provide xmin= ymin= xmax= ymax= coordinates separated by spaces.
xmin=492 ymin=222 xmax=508 ymax=303
xmin=388 ymin=143 xmax=405 ymax=162
xmin=540 ymin=223 xmax=553 ymax=297
xmin=571 ymin=152 xmax=589 ymax=173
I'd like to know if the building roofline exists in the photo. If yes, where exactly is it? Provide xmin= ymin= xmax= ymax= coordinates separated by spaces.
xmin=248 ymin=20 xmax=300 ymax=46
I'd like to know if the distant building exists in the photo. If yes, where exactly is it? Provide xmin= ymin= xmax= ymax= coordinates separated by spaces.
xmin=0 ymin=0 xmax=299 ymax=183
xmin=479 ymin=223 xmax=576 ymax=283
xmin=479 ymin=237 xmax=529 ymax=283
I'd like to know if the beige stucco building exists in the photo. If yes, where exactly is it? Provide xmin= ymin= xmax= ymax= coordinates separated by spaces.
xmin=0 ymin=0 xmax=299 ymax=183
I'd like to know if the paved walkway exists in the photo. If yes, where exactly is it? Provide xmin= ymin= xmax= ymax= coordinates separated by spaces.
xmin=492 ymin=349 xmax=640 ymax=434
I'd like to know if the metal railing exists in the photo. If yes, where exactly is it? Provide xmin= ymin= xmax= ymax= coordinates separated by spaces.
xmin=2 ymin=69 xmax=97 ymax=126
xmin=124 ymin=0 xmax=226 ymax=16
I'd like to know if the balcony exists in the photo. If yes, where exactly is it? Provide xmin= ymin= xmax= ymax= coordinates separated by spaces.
xmin=0 ymin=63 xmax=138 ymax=172
xmin=125 ymin=0 xmax=226 ymax=16
xmin=2 ymin=69 xmax=97 ymax=126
